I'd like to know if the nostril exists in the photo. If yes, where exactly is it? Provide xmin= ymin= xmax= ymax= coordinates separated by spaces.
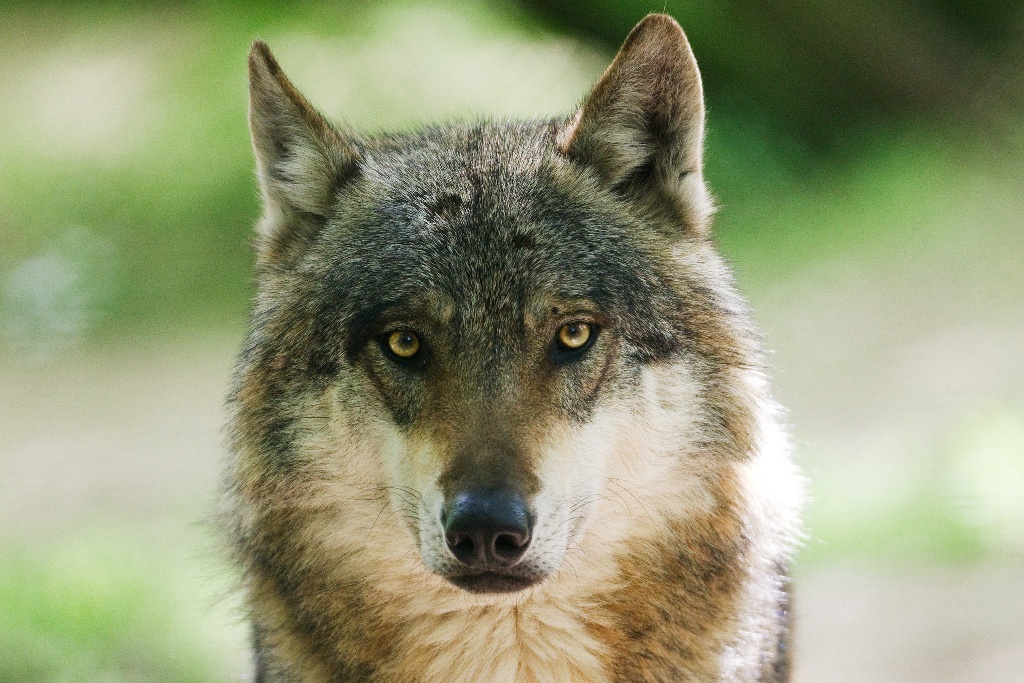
xmin=447 ymin=532 xmax=476 ymax=561
xmin=492 ymin=532 xmax=529 ymax=562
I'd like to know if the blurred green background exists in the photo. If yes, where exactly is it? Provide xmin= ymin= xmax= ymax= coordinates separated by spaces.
xmin=1 ymin=1 xmax=1022 ymax=681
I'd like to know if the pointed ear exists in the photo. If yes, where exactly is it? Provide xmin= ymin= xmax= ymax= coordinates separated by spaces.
xmin=248 ymin=40 xmax=359 ymax=249
xmin=558 ymin=15 xmax=711 ymax=230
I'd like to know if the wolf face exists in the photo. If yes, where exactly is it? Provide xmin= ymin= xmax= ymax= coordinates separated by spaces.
xmin=229 ymin=14 xmax=800 ymax=682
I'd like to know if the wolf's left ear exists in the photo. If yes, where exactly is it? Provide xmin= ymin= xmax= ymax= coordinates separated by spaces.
xmin=559 ymin=15 xmax=711 ymax=231
xmin=248 ymin=41 xmax=359 ymax=253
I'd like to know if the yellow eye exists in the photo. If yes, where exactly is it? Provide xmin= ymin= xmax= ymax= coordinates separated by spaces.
xmin=557 ymin=322 xmax=592 ymax=350
xmin=386 ymin=330 xmax=421 ymax=359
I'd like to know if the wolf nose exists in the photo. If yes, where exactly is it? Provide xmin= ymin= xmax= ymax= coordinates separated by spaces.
xmin=443 ymin=489 xmax=532 ymax=569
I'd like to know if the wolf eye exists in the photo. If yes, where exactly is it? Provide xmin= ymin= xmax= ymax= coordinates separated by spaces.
xmin=556 ymin=322 xmax=594 ymax=352
xmin=385 ymin=330 xmax=421 ymax=359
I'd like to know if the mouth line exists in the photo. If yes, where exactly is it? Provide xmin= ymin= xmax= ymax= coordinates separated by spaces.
xmin=445 ymin=571 xmax=543 ymax=594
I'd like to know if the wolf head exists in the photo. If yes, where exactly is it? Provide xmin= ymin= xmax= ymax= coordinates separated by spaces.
xmin=231 ymin=15 xmax=762 ymax=599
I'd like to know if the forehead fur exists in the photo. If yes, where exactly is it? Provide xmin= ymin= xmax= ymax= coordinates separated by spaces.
xmin=276 ymin=120 xmax=687 ymax=360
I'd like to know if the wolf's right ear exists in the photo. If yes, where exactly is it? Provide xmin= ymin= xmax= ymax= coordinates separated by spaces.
xmin=248 ymin=41 xmax=359 ymax=256
xmin=558 ymin=15 xmax=712 ymax=232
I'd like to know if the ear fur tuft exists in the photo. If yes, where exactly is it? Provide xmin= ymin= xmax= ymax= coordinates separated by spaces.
xmin=559 ymin=14 xmax=712 ymax=231
xmin=247 ymin=40 xmax=359 ymax=258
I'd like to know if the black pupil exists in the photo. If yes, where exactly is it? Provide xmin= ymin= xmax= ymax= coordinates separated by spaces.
xmin=396 ymin=333 xmax=415 ymax=350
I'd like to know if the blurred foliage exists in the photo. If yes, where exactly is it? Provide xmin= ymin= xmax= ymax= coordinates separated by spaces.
xmin=0 ymin=526 xmax=241 ymax=683
xmin=523 ymin=0 xmax=1024 ymax=148
xmin=801 ymin=405 xmax=1024 ymax=567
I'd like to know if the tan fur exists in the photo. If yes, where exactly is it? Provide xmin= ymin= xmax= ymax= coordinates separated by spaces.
xmin=231 ymin=357 xmax=797 ymax=679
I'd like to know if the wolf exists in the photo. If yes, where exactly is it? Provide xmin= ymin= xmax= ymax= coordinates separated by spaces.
xmin=225 ymin=13 xmax=802 ymax=683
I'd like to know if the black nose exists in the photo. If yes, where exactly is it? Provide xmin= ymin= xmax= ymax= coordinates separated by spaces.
xmin=443 ymin=489 xmax=532 ymax=569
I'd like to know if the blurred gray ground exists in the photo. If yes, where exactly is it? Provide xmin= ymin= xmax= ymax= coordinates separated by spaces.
xmin=0 ymin=336 xmax=232 ymax=532
xmin=796 ymin=566 xmax=1024 ymax=683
